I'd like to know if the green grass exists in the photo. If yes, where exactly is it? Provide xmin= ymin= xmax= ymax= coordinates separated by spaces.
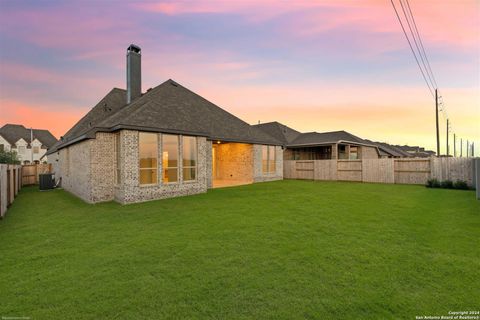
xmin=0 ymin=180 xmax=479 ymax=319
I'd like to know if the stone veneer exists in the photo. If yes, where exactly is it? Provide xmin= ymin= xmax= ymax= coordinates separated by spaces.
xmin=114 ymin=130 xmax=208 ymax=204
xmin=253 ymin=144 xmax=283 ymax=182
xmin=51 ymin=130 xmax=282 ymax=204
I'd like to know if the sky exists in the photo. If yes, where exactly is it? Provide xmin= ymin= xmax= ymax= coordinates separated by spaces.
xmin=0 ymin=0 xmax=478 ymax=156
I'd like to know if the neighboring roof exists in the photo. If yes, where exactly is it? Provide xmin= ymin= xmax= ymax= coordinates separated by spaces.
xmin=48 ymin=79 xmax=281 ymax=154
xmin=0 ymin=124 xmax=57 ymax=148
xmin=364 ymin=140 xmax=412 ymax=158
xmin=288 ymin=130 xmax=374 ymax=147
xmin=253 ymin=121 xmax=301 ymax=145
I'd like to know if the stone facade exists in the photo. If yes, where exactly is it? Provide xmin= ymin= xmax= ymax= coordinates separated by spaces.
xmin=58 ymin=139 xmax=93 ymax=203
xmin=50 ymin=130 xmax=283 ymax=204
xmin=114 ymin=130 xmax=208 ymax=204
xmin=253 ymin=144 xmax=283 ymax=182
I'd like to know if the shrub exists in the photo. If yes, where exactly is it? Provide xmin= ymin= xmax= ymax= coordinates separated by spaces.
xmin=453 ymin=180 xmax=469 ymax=190
xmin=426 ymin=179 xmax=440 ymax=188
xmin=440 ymin=180 xmax=454 ymax=189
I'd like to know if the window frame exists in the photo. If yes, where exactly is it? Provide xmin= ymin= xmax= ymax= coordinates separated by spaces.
xmin=33 ymin=146 xmax=40 ymax=154
xmin=182 ymin=136 xmax=198 ymax=182
xmin=162 ymin=134 xmax=179 ymax=184
xmin=138 ymin=132 xmax=159 ymax=186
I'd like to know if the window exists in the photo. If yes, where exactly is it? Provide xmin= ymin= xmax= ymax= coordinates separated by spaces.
xmin=162 ymin=134 xmax=178 ymax=183
xmin=18 ymin=146 xmax=26 ymax=154
xmin=33 ymin=146 xmax=40 ymax=154
xmin=182 ymin=136 xmax=197 ymax=181
xmin=338 ymin=144 xmax=348 ymax=159
xmin=115 ymin=133 xmax=121 ymax=184
xmin=262 ymin=145 xmax=276 ymax=174
xmin=139 ymin=132 xmax=158 ymax=185
xmin=0 ymin=144 xmax=4 ymax=152
xmin=349 ymin=146 xmax=359 ymax=160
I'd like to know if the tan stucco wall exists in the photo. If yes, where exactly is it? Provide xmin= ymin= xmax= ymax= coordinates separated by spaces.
xmin=212 ymin=142 xmax=253 ymax=182
xmin=361 ymin=146 xmax=379 ymax=159
xmin=253 ymin=145 xmax=283 ymax=182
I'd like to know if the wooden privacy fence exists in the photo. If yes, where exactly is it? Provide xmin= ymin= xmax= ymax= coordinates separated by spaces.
xmin=284 ymin=157 xmax=475 ymax=186
xmin=0 ymin=164 xmax=22 ymax=218
xmin=22 ymin=163 xmax=52 ymax=185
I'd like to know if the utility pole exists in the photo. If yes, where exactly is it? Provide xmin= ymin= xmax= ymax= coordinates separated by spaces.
xmin=446 ymin=119 xmax=449 ymax=156
xmin=472 ymin=142 xmax=475 ymax=157
xmin=435 ymin=89 xmax=440 ymax=156
xmin=453 ymin=134 xmax=456 ymax=157
xmin=467 ymin=140 xmax=469 ymax=157
xmin=460 ymin=139 xmax=463 ymax=157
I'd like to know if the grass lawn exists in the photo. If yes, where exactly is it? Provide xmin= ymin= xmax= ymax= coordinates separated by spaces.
xmin=0 ymin=180 xmax=479 ymax=319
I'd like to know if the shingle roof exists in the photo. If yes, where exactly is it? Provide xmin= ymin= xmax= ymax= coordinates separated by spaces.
xmin=0 ymin=124 xmax=57 ymax=148
xmin=363 ymin=140 xmax=410 ymax=157
xmin=253 ymin=121 xmax=301 ymax=145
xmin=288 ymin=130 xmax=374 ymax=147
xmin=48 ymin=79 xmax=281 ymax=154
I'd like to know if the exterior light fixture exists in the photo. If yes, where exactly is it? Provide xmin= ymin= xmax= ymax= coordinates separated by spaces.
xmin=217 ymin=141 xmax=221 ymax=144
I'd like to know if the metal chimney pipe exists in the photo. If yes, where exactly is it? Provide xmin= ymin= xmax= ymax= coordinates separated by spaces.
xmin=126 ymin=44 xmax=141 ymax=104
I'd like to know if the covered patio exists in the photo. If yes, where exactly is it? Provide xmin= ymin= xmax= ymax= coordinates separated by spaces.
xmin=212 ymin=141 xmax=253 ymax=188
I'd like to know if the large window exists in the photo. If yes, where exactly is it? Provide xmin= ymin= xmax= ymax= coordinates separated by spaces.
xmin=182 ymin=136 xmax=197 ymax=181
xmin=162 ymin=134 xmax=178 ymax=183
xmin=0 ymin=144 xmax=4 ymax=152
xmin=115 ymin=133 xmax=121 ymax=184
xmin=18 ymin=146 xmax=26 ymax=154
xmin=139 ymin=132 xmax=158 ymax=185
xmin=33 ymin=146 xmax=40 ymax=154
xmin=262 ymin=145 xmax=276 ymax=174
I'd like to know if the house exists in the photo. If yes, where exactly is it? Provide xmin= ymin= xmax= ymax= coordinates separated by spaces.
xmin=47 ymin=45 xmax=283 ymax=204
xmin=0 ymin=124 xmax=57 ymax=164
xmin=254 ymin=122 xmax=383 ymax=160
xmin=254 ymin=122 xmax=435 ymax=159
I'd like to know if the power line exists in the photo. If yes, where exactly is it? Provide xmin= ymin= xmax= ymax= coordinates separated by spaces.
xmin=399 ymin=0 xmax=436 ymax=90
xmin=390 ymin=0 xmax=434 ymax=97
xmin=404 ymin=0 xmax=438 ymax=89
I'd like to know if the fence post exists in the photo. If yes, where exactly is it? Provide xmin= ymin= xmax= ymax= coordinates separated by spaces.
xmin=475 ymin=158 xmax=479 ymax=200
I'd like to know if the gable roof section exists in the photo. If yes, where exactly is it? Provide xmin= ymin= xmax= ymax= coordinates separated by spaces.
xmin=0 ymin=124 xmax=57 ymax=148
xmin=253 ymin=121 xmax=301 ymax=145
xmin=49 ymin=80 xmax=281 ymax=154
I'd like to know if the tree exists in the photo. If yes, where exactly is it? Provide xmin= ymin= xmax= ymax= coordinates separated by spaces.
xmin=0 ymin=150 xmax=20 ymax=164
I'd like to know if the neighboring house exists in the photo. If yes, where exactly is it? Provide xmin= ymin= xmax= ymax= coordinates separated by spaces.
xmin=47 ymin=45 xmax=283 ymax=204
xmin=394 ymin=145 xmax=436 ymax=158
xmin=0 ymin=124 xmax=57 ymax=164
xmin=254 ymin=122 xmax=435 ymax=159
xmin=254 ymin=122 xmax=382 ymax=160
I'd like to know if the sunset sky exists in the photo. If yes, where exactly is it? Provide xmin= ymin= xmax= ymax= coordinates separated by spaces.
xmin=0 ymin=0 xmax=478 ymax=155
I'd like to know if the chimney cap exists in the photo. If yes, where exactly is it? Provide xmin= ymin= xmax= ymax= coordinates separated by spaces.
xmin=127 ymin=44 xmax=141 ymax=54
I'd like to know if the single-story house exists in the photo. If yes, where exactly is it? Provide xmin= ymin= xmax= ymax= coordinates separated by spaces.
xmin=47 ymin=45 xmax=283 ymax=204
xmin=253 ymin=122 xmax=384 ymax=160
xmin=254 ymin=122 xmax=435 ymax=159
xmin=0 ymin=124 xmax=57 ymax=164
